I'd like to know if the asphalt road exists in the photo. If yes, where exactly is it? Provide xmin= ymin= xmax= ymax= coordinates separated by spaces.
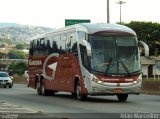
xmin=0 ymin=84 xmax=160 ymax=119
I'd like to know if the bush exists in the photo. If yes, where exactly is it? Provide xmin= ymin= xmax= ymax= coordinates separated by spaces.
xmin=8 ymin=62 xmax=28 ymax=75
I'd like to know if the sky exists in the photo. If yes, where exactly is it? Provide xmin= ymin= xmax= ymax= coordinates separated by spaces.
xmin=0 ymin=0 xmax=160 ymax=28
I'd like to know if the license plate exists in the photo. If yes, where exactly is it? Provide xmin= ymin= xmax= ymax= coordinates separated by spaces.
xmin=114 ymin=88 xmax=123 ymax=93
xmin=0 ymin=81 xmax=6 ymax=85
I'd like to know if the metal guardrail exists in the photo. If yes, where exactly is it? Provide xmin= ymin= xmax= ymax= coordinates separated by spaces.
xmin=0 ymin=59 xmax=27 ymax=61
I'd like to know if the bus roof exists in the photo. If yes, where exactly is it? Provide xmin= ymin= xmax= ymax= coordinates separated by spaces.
xmin=31 ymin=23 xmax=136 ymax=40
xmin=76 ymin=23 xmax=136 ymax=35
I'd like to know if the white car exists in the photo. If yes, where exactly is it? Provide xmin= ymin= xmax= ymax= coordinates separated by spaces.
xmin=0 ymin=71 xmax=13 ymax=88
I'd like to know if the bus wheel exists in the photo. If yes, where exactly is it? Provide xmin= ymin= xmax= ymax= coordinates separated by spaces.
xmin=117 ymin=94 xmax=128 ymax=102
xmin=41 ymin=81 xmax=48 ymax=96
xmin=76 ymin=81 xmax=87 ymax=101
xmin=36 ymin=81 xmax=41 ymax=95
xmin=71 ymin=93 xmax=76 ymax=98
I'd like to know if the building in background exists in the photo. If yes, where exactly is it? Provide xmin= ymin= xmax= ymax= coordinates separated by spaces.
xmin=141 ymin=56 xmax=160 ymax=79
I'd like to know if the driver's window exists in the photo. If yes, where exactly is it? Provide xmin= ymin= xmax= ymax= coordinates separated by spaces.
xmin=79 ymin=44 xmax=89 ymax=69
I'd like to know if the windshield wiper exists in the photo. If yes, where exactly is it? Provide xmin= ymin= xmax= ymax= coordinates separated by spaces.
xmin=129 ymin=70 xmax=142 ymax=76
xmin=91 ymin=69 xmax=105 ymax=75
xmin=118 ymin=58 xmax=131 ymax=76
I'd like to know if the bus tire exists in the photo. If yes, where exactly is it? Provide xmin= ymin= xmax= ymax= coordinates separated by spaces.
xmin=49 ymin=90 xmax=56 ymax=96
xmin=71 ymin=92 xmax=76 ymax=98
xmin=41 ymin=80 xmax=49 ymax=96
xmin=117 ymin=94 xmax=128 ymax=102
xmin=76 ymin=81 xmax=87 ymax=101
xmin=36 ymin=80 xmax=41 ymax=95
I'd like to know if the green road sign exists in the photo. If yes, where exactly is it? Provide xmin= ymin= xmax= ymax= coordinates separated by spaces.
xmin=65 ymin=19 xmax=91 ymax=26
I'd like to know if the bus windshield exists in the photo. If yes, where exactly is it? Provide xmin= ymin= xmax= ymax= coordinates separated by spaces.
xmin=89 ymin=35 xmax=141 ymax=76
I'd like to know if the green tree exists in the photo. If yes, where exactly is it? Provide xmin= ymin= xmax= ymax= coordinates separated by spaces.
xmin=0 ymin=38 xmax=12 ymax=45
xmin=8 ymin=62 xmax=28 ymax=75
xmin=0 ymin=63 xmax=7 ymax=70
xmin=0 ymin=44 xmax=6 ymax=48
xmin=124 ymin=21 xmax=160 ymax=56
xmin=16 ymin=43 xmax=25 ymax=49
xmin=7 ymin=50 xmax=27 ymax=59
xmin=0 ymin=52 xmax=6 ymax=58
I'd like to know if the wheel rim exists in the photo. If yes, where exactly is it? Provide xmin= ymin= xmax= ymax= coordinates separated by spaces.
xmin=76 ymin=82 xmax=81 ymax=99
xmin=36 ymin=82 xmax=41 ymax=94
xmin=36 ymin=83 xmax=38 ymax=88
xmin=36 ymin=82 xmax=40 ymax=89
xmin=41 ymin=83 xmax=45 ymax=95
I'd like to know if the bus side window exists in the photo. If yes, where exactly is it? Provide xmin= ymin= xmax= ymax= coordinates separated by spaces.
xmin=66 ymin=35 xmax=71 ymax=53
xmin=40 ymin=38 xmax=45 ymax=48
xmin=32 ymin=40 xmax=35 ymax=48
xmin=46 ymin=40 xmax=51 ymax=48
xmin=55 ymin=35 xmax=61 ymax=53
xmin=32 ymin=40 xmax=38 ymax=57
xmin=52 ymin=41 xmax=58 ymax=53
xmin=70 ymin=33 xmax=78 ymax=56
xmin=37 ymin=40 xmax=40 ymax=48
xmin=29 ymin=41 xmax=33 ymax=56
xmin=72 ymin=42 xmax=78 ymax=57
xmin=61 ymin=35 xmax=67 ymax=54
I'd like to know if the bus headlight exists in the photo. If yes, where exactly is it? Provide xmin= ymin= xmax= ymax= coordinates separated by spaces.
xmin=93 ymin=78 xmax=98 ymax=83
xmin=93 ymin=78 xmax=103 ymax=84
xmin=133 ymin=74 xmax=142 ymax=84
xmin=137 ymin=74 xmax=142 ymax=82
xmin=89 ymin=75 xmax=103 ymax=84
xmin=97 ymin=80 xmax=103 ymax=84
xmin=133 ymin=80 xmax=138 ymax=84
xmin=90 ymin=75 xmax=97 ymax=81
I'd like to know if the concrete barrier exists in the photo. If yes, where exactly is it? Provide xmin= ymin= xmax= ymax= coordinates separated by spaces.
xmin=141 ymin=80 xmax=160 ymax=95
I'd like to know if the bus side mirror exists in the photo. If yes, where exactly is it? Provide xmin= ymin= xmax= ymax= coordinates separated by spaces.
xmin=138 ymin=41 xmax=149 ymax=56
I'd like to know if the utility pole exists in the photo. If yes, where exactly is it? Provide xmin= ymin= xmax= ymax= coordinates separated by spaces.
xmin=107 ymin=0 xmax=110 ymax=23
xmin=116 ymin=1 xmax=126 ymax=24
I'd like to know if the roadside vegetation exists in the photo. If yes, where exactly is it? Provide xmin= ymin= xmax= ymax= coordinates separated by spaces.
xmin=0 ymin=38 xmax=28 ymax=75
xmin=8 ymin=62 xmax=28 ymax=75
xmin=123 ymin=21 xmax=160 ymax=56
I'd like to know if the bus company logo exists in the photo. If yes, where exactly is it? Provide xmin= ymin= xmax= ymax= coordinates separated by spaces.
xmin=29 ymin=60 xmax=42 ymax=66
xmin=43 ymin=53 xmax=59 ymax=80
xmin=102 ymin=78 xmax=119 ymax=81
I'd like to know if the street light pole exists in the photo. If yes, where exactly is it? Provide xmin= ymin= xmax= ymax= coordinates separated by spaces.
xmin=116 ymin=1 xmax=126 ymax=24
xmin=107 ymin=0 xmax=110 ymax=23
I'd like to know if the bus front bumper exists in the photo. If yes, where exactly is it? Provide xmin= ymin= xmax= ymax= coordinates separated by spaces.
xmin=89 ymin=81 xmax=141 ymax=95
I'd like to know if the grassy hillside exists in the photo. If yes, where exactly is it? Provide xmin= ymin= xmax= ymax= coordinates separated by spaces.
xmin=0 ymin=24 xmax=54 ymax=42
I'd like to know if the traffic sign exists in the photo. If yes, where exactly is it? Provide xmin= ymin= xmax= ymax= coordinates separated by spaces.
xmin=65 ymin=19 xmax=91 ymax=26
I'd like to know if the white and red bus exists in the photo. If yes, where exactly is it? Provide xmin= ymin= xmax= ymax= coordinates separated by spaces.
xmin=28 ymin=23 xmax=143 ymax=101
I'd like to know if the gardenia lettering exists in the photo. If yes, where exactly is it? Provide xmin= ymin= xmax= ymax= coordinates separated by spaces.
xmin=29 ymin=60 xmax=42 ymax=65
